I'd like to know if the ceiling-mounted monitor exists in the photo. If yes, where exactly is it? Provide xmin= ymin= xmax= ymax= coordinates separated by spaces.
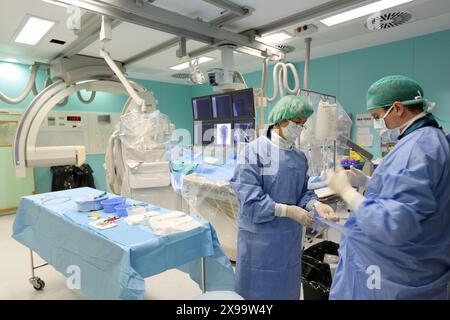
xmin=232 ymin=89 xmax=255 ymax=118
xmin=194 ymin=121 xmax=214 ymax=146
xmin=192 ymin=96 xmax=212 ymax=121
xmin=211 ymin=94 xmax=232 ymax=120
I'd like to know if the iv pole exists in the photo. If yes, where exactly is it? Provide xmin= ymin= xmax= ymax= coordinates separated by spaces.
xmin=304 ymin=37 xmax=336 ymax=170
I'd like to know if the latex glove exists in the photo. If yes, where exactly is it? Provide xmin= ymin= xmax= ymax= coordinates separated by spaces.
xmin=348 ymin=166 xmax=370 ymax=188
xmin=327 ymin=166 xmax=365 ymax=211
xmin=326 ymin=166 xmax=353 ymax=197
xmin=275 ymin=204 xmax=313 ymax=227
xmin=314 ymin=202 xmax=340 ymax=222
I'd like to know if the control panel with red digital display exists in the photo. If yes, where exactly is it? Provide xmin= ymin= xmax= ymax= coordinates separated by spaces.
xmin=67 ymin=116 xmax=82 ymax=122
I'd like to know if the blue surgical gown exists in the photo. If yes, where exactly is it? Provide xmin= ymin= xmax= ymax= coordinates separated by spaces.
xmin=331 ymin=126 xmax=450 ymax=300
xmin=230 ymin=135 xmax=317 ymax=300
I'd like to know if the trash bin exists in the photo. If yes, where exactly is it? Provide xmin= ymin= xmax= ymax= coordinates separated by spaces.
xmin=51 ymin=164 xmax=96 ymax=191
xmin=302 ymin=241 xmax=339 ymax=300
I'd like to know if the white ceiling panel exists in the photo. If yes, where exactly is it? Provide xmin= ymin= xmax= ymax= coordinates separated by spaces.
xmin=0 ymin=0 xmax=449 ymax=84
xmin=0 ymin=0 xmax=78 ymax=63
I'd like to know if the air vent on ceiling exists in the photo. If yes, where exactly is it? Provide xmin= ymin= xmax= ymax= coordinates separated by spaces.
xmin=50 ymin=39 xmax=66 ymax=45
xmin=171 ymin=73 xmax=190 ymax=79
xmin=365 ymin=12 xmax=413 ymax=31
xmin=275 ymin=44 xmax=296 ymax=53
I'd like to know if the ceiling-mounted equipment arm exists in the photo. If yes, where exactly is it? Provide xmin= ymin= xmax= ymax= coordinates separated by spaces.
xmin=51 ymin=12 xmax=122 ymax=62
xmin=100 ymin=49 xmax=145 ymax=111
xmin=52 ymin=0 xmax=284 ymax=60
xmin=98 ymin=14 xmax=147 ymax=112
xmin=304 ymin=38 xmax=312 ymax=90
xmin=123 ymin=9 xmax=251 ymax=66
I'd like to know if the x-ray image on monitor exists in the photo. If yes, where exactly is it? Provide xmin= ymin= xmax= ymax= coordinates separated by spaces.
xmin=202 ymin=123 xmax=215 ymax=145
xmin=232 ymin=89 xmax=255 ymax=118
xmin=194 ymin=122 xmax=202 ymax=145
xmin=192 ymin=96 xmax=212 ymax=121
xmin=212 ymin=94 xmax=232 ymax=119
xmin=194 ymin=122 xmax=214 ymax=145
xmin=233 ymin=119 xmax=255 ymax=143
xmin=215 ymin=123 xmax=232 ymax=145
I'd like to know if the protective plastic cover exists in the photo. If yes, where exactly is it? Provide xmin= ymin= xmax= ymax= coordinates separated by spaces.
xmin=180 ymin=167 xmax=239 ymax=261
xmin=119 ymin=110 xmax=174 ymax=163
xmin=298 ymin=91 xmax=353 ymax=177
xmin=105 ymin=109 xmax=175 ymax=196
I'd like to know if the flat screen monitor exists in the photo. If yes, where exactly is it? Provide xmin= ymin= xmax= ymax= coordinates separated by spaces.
xmin=214 ymin=122 xmax=232 ymax=145
xmin=192 ymin=96 xmax=212 ymax=121
xmin=233 ymin=119 xmax=256 ymax=143
xmin=211 ymin=94 xmax=232 ymax=119
xmin=232 ymin=89 xmax=255 ymax=118
xmin=194 ymin=121 xmax=214 ymax=145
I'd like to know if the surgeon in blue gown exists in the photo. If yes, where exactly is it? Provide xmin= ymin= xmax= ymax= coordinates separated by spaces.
xmin=327 ymin=75 xmax=450 ymax=300
xmin=230 ymin=95 xmax=339 ymax=300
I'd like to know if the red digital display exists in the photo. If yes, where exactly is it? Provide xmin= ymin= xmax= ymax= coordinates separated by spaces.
xmin=67 ymin=116 xmax=81 ymax=121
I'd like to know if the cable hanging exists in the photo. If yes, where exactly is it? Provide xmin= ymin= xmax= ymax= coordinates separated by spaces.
xmin=0 ymin=64 xmax=39 ymax=104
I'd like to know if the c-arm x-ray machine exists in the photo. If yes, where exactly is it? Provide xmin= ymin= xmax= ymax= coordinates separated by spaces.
xmin=13 ymin=17 xmax=157 ymax=178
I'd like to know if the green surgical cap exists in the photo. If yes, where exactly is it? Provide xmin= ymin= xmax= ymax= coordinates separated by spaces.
xmin=268 ymin=95 xmax=314 ymax=125
xmin=367 ymin=75 xmax=424 ymax=110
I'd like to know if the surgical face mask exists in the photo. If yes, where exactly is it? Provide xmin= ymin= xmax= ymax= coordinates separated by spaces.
xmin=282 ymin=120 xmax=303 ymax=143
xmin=373 ymin=104 xmax=399 ymax=141
xmin=379 ymin=127 xmax=401 ymax=142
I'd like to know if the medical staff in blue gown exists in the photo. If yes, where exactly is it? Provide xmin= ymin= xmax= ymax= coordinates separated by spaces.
xmin=230 ymin=95 xmax=339 ymax=300
xmin=327 ymin=75 xmax=450 ymax=300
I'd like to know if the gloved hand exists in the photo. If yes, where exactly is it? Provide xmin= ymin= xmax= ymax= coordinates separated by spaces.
xmin=348 ymin=166 xmax=370 ymax=187
xmin=326 ymin=166 xmax=353 ymax=198
xmin=314 ymin=202 xmax=340 ymax=222
xmin=327 ymin=166 xmax=365 ymax=211
xmin=275 ymin=204 xmax=313 ymax=227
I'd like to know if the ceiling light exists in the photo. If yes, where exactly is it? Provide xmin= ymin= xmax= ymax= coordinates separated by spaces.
xmin=257 ymin=31 xmax=292 ymax=44
xmin=170 ymin=57 xmax=213 ymax=71
xmin=320 ymin=0 xmax=414 ymax=26
xmin=4 ymin=58 xmax=19 ymax=63
xmin=15 ymin=16 xmax=55 ymax=45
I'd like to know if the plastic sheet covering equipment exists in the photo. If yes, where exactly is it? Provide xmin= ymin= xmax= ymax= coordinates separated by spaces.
xmin=170 ymin=151 xmax=238 ymax=261
xmin=12 ymin=187 xmax=235 ymax=299
xmin=105 ymin=110 xmax=174 ymax=198
xmin=298 ymin=90 xmax=352 ymax=177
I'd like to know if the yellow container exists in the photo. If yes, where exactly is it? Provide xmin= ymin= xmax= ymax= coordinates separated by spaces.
xmin=349 ymin=149 xmax=364 ymax=162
